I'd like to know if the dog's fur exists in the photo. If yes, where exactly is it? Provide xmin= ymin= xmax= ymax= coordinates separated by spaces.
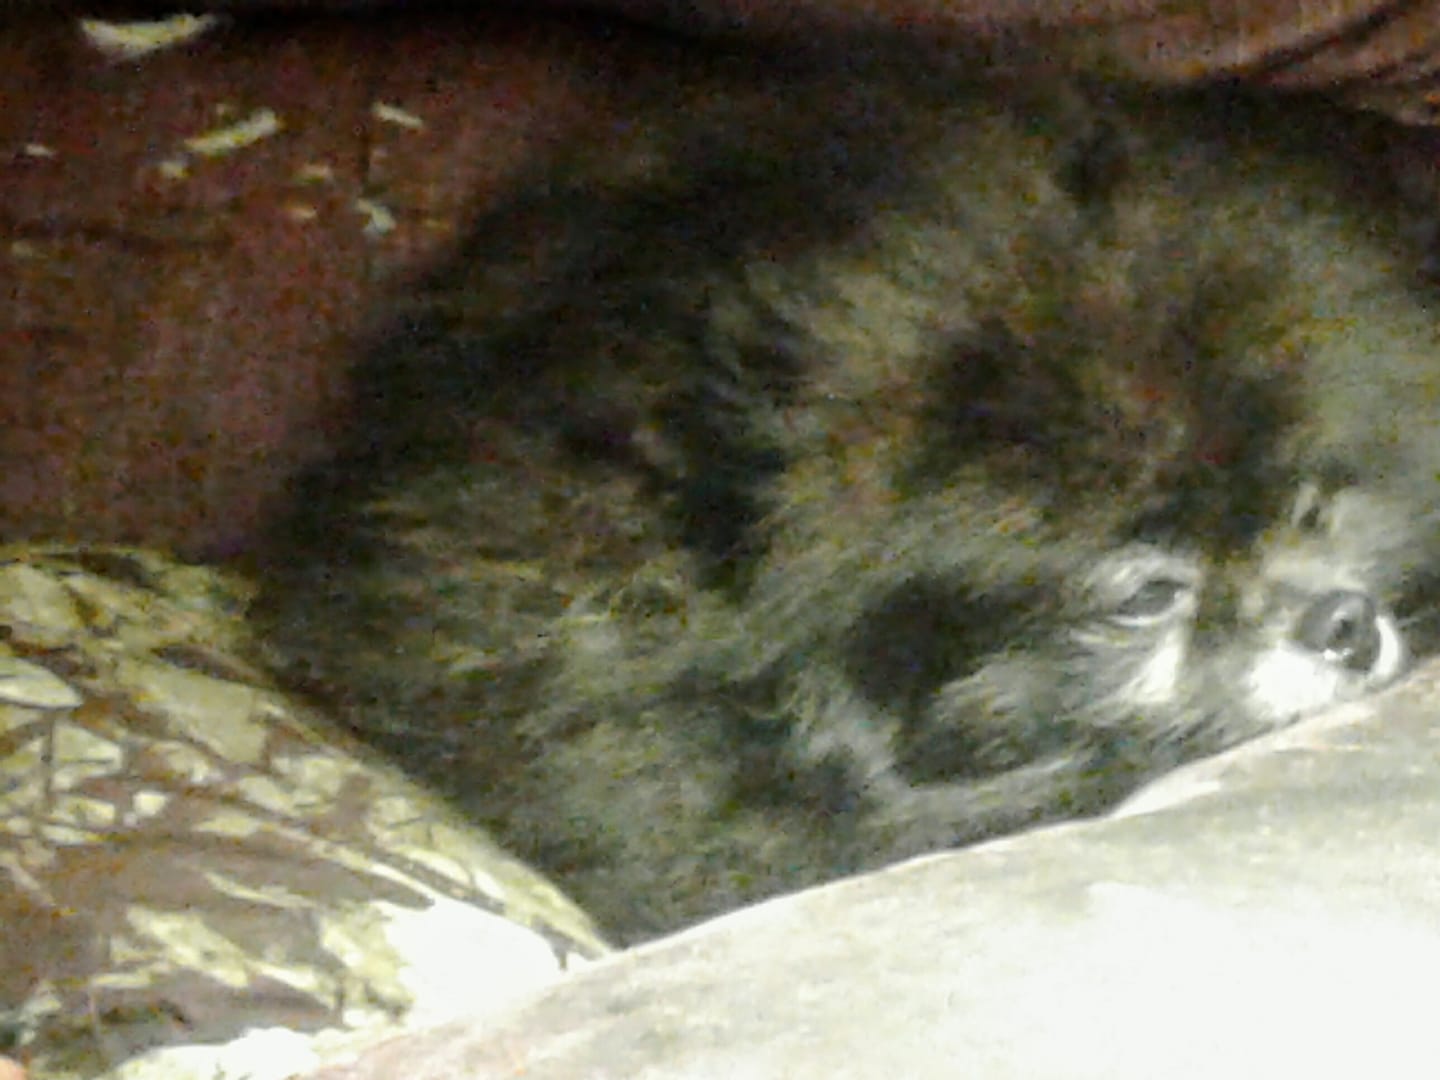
xmin=257 ymin=48 xmax=1440 ymax=941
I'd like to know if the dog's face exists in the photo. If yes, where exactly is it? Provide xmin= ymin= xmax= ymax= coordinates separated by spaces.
xmin=828 ymin=473 xmax=1415 ymax=799
xmin=1058 ymin=498 xmax=1410 ymax=743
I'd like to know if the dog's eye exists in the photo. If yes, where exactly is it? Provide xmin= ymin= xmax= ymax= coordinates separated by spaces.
xmin=1113 ymin=577 xmax=1191 ymax=624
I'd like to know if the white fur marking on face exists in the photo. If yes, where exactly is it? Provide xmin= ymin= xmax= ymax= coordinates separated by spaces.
xmin=1122 ymin=627 xmax=1188 ymax=706
xmin=1371 ymin=614 xmax=1408 ymax=685
xmin=1245 ymin=601 xmax=1407 ymax=727
xmin=1245 ymin=645 xmax=1345 ymax=725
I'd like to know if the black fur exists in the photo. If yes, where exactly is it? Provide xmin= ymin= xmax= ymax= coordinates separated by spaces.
xmin=256 ymin=51 xmax=1440 ymax=941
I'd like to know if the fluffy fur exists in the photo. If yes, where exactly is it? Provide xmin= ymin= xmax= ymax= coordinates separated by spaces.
xmin=257 ymin=48 xmax=1440 ymax=941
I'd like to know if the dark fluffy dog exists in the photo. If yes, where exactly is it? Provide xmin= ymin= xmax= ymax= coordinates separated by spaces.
xmin=257 ymin=48 xmax=1440 ymax=941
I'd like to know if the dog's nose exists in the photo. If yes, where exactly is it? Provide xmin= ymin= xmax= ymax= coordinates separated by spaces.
xmin=1295 ymin=589 xmax=1382 ymax=673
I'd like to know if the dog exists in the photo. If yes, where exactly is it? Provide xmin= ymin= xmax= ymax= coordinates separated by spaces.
xmin=256 ymin=46 xmax=1440 ymax=941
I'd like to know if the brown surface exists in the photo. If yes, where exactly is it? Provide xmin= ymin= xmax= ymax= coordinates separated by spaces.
xmin=1 ymin=5 xmax=1437 ymax=555
xmin=0 ymin=12 xmax=632 ymax=556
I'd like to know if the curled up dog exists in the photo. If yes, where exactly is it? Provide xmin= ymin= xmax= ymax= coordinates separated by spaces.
xmin=256 ymin=48 xmax=1440 ymax=942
